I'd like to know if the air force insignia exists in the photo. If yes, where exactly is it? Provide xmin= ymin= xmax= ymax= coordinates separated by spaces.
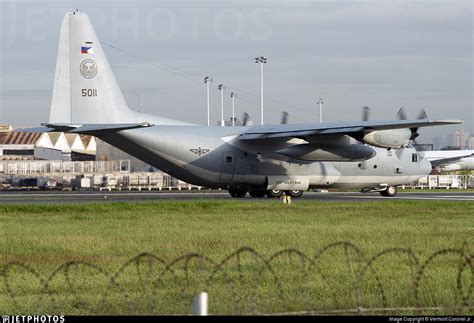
xmin=80 ymin=59 xmax=98 ymax=79
xmin=190 ymin=147 xmax=210 ymax=156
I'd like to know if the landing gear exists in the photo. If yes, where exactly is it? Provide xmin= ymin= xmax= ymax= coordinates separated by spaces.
xmin=228 ymin=188 xmax=305 ymax=198
xmin=285 ymin=190 xmax=304 ymax=198
xmin=380 ymin=186 xmax=397 ymax=197
xmin=248 ymin=189 xmax=266 ymax=198
xmin=266 ymin=189 xmax=283 ymax=198
xmin=228 ymin=189 xmax=247 ymax=198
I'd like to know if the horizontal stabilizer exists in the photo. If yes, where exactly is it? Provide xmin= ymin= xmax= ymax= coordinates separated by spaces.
xmin=15 ymin=122 xmax=153 ymax=134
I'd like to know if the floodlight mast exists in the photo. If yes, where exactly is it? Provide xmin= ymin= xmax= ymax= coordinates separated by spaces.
xmin=317 ymin=98 xmax=323 ymax=123
xmin=255 ymin=56 xmax=267 ymax=125
xmin=218 ymin=84 xmax=226 ymax=127
xmin=204 ymin=77 xmax=213 ymax=126
xmin=230 ymin=92 xmax=237 ymax=127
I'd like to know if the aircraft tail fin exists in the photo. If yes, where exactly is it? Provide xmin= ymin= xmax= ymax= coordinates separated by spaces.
xmin=49 ymin=11 xmax=137 ymax=124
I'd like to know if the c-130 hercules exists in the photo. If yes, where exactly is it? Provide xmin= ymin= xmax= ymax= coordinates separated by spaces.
xmin=24 ymin=12 xmax=462 ymax=198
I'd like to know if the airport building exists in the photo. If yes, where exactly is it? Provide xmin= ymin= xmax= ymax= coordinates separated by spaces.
xmin=0 ymin=125 xmax=96 ymax=161
xmin=0 ymin=124 xmax=188 ymax=190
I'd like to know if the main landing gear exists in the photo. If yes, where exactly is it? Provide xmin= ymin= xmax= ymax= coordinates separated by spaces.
xmin=379 ymin=186 xmax=398 ymax=197
xmin=228 ymin=189 xmax=304 ymax=198
xmin=228 ymin=188 xmax=247 ymax=198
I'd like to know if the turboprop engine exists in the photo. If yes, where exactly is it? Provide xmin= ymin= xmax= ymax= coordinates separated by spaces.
xmin=359 ymin=106 xmax=428 ymax=149
xmin=361 ymin=128 xmax=412 ymax=149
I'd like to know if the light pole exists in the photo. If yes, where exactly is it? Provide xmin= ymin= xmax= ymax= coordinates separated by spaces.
xmin=204 ymin=77 xmax=213 ymax=126
xmin=230 ymin=92 xmax=237 ymax=127
xmin=218 ymin=84 xmax=226 ymax=127
xmin=255 ymin=56 xmax=267 ymax=125
xmin=317 ymin=98 xmax=323 ymax=123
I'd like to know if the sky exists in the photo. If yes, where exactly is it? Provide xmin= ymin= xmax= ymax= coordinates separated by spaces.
xmin=0 ymin=0 xmax=473 ymax=143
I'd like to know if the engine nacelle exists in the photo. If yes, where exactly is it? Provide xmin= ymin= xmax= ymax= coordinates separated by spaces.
xmin=277 ymin=144 xmax=375 ymax=161
xmin=362 ymin=129 xmax=411 ymax=148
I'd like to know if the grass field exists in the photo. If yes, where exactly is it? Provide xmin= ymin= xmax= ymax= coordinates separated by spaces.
xmin=0 ymin=200 xmax=472 ymax=315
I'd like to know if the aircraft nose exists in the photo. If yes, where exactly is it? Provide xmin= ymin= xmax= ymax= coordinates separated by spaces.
xmin=420 ymin=157 xmax=432 ymax=175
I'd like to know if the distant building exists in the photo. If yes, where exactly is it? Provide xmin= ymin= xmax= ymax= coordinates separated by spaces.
xmin=217 ymin=117 xmax=244 ymax=127
xmin=432 ymin=129 xmax=473 ymax=150
xmin=448 ymin=129 xmax=470 ymax=148
xmin=0 ymin=125 xmax=96 ymax=161
xmin=0 ymin=131 xmax=62 ymax=160
xmin=412 ymin=143 xmax=433 ymax=151
xmin=468 ymin=136 xmax=474 ymax=150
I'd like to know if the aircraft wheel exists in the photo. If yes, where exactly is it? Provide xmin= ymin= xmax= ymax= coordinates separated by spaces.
xmin=248 ymin=189 xmax=266 ymax=198
xmin=285 ymin=190 xmax=304 ymax=198
xmin=228 ymin=189 xmax=247 ymax=198
xmin=266 ymin=189 xmax=283 ymax=198
xmin=380 ymin=186 xmax=397 ymax=197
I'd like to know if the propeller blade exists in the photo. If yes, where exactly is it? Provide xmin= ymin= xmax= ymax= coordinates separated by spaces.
xmin=396 ymin=106 xmax=408 ymax=120
xmin=410 ymin=109 xmax=428 ymax=140
xmin=280 ymin=111 xmax=289 ymax=124
xmin=242 ymin=112 xmax=251 ymax=126
xmin=362 ymin=106 xmax=370 ymax=122
xmin=416 ymin=108 xmax=428 ymax=120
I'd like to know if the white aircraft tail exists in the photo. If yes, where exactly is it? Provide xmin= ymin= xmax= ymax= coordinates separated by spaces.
xmin=49 ymin=11 xmax=190 ymax=126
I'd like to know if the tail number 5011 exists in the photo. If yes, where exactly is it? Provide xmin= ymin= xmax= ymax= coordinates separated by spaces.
xmin=82 ymin=89 xmax=97 ymax=97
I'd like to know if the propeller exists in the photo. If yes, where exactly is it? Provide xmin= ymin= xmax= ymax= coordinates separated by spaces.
xmin=416 ymin=108 xmax=428 ymax=120
xmin=242 ymin=112 xmax=251 ymax=126
xmin=395 ymin=107 xmax=429 ymax=144
xmin=410 ymin=108 xmax=428 ymax=143
xmin=280 ymin=111 xmax=289 ymax=124
xmin=362 ymin=106 xmax=371 ymax=122
xmin=396 ymin=106 xmax=408 ymax=120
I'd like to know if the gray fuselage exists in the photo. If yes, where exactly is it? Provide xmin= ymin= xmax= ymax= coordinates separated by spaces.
xmin=98 ymin=125 xmax=432 ymax=191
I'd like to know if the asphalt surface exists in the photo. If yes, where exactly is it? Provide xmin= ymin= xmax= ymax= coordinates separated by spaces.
xmin=0 ymin=189 xmax=472 ymax=204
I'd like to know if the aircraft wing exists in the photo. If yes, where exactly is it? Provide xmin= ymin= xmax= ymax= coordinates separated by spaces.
xmin=15 ymin=122 xmax=154 ymax=134
xmin=238 ymin=119 xmax=462 ymax=140
xmin=429 ymin=153 xmax=474 ymax=167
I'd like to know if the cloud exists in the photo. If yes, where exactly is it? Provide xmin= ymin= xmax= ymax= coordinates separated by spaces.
xmin=0 ymin=0 xmax=472 ymax=137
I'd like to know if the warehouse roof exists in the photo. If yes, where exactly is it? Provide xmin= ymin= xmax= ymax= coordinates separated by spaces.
xmin=0 ymin=132 xmax=41 ymax=145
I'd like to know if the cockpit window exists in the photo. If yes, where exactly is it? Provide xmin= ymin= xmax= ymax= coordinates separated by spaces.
xmin=412 ymin=153 xmax=418 ymax=163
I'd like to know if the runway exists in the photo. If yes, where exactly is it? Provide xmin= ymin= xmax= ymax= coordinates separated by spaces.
xmin=0 ymin=190 xmax=472 ymax=204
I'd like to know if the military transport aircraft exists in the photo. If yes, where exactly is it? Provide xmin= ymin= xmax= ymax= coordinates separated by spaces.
xmin=21 ymin=11 xmax=463 ymax=198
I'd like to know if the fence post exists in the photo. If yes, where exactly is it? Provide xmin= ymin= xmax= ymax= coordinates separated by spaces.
xmin=192 ymin=292 xmax=208 ymax=316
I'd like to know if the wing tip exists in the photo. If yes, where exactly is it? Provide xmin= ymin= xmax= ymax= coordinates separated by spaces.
xmin=431 ymin=119 xmax=464 ymax=125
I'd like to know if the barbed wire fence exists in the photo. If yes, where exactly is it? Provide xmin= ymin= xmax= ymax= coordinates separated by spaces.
xmin=0 ymin=242 xmax=472 ymax=315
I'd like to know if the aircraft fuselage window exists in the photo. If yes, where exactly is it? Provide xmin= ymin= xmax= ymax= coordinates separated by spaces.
xmin=226 ymin=156 xmax=232 ymax=163
xmin=412 ymin=153 xmax=418 ymax=162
